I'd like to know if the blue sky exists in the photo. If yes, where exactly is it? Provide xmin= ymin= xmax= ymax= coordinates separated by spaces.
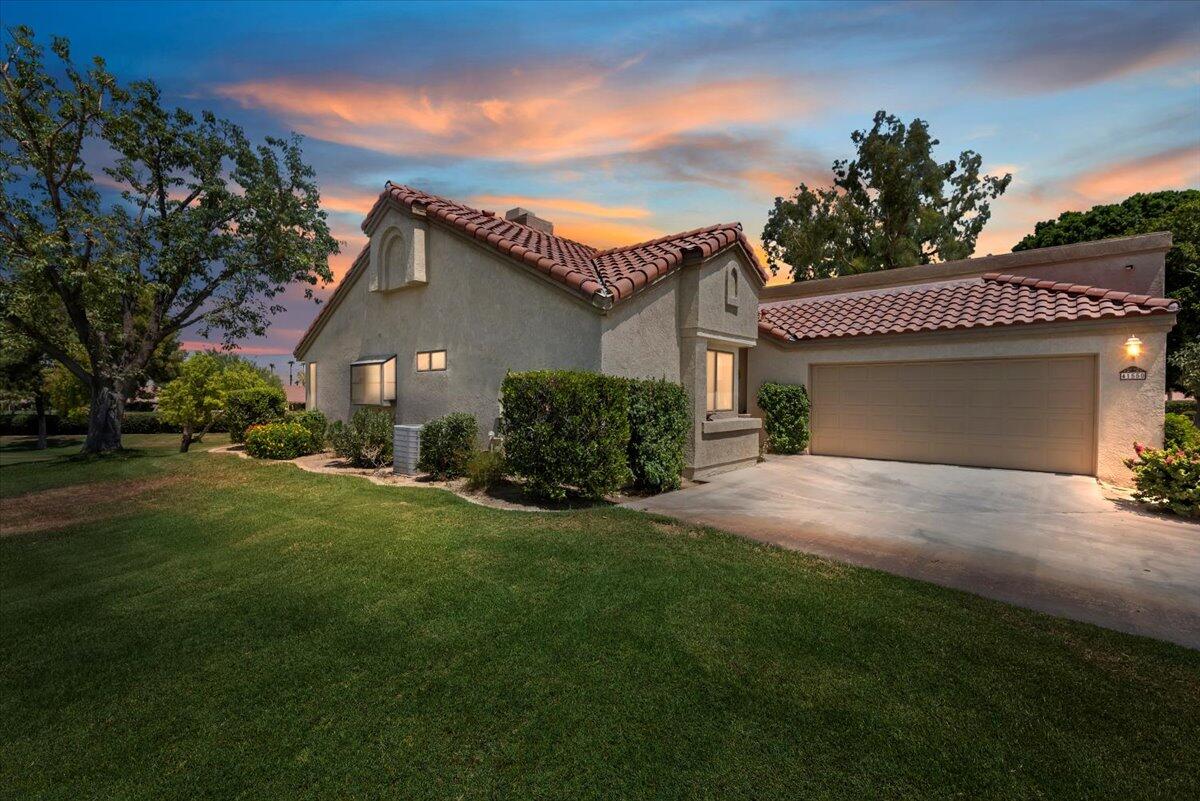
xmin=6 ymin=0 xmax=1199 ymax=365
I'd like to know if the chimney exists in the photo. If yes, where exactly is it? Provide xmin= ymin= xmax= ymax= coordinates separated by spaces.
xmin=504 ymin=207 xmax=554 ymax=235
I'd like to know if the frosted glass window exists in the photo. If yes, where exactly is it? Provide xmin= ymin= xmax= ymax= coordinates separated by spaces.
xmin=416 ymin=350 xmax=447 ymax=372
xmin=350 ymin=356 xmax=396 ymax=405
xmin=706 ymin=350 xmax=734 ymax=412
xmin=306 ymin=362 xmax=317 ymax=409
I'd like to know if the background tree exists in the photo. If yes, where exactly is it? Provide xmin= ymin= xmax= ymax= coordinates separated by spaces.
xmin=1013 ymin=190 xmax=1199 ymax=390
xmin=0 ymin=27 xmax=337 ymax=454
xmin=763 ymin=110 xmax=1011 ymax=281
xmin=0 ymin=325 xmax=50 ymax=449
xmin=157 ymin=351 xmax=272 ymax=451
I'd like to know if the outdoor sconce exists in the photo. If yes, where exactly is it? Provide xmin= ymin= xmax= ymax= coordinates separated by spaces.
xmin=1124 ymin=335 xmax=1143 ymax=360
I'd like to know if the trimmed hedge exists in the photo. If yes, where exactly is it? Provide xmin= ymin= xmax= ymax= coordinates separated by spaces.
xmin=225 ymin=387 xmax=287 ymax=443
xmin=626 ymin=378 xmax=690 ymax=493
xmin=1165 ymin=412 xmax=1200 ymax=450
xmin=0 ymin=410 xmax=227 ymax=436
xmin=418 ymin=413 xmax=477 ymax=479
xmin=286 ymin=410 xmax=329 ymax=449
xmin=244 ymin=421 xmax=319 ymax=460
xmin=757 ymin=382 xmax=810 ymax=454
xmin=500 ymin=370 xmax=631 ymax=500
xmin=329 ymin=408 xmax=393 ymax=468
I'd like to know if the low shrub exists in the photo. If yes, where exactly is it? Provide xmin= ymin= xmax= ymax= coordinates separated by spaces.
xmin=465 ymin=449 xmax=507 ymax=491
xmin=1166 ymin=399 xmax=1197 ymax=419
xmin=244 ymin=421 xmax=318 ymax=460
xmin=1125 ymin=442 xmax=1200 ymax=518
xmin=500 ymin=370 xmax=630 ymax=500
xmin=64 ymin=407 xmax=90 ymax=432
xmin=418 ymin=413 xmax=477 ymax=479
xmin=1165 ymin=412 xmax=1200 ymax=450
xmin=225 ymin=387 xmax=287 ymax=443
xmin=626 ymin=378 xmax=689 ymax=493
xmin=286 ymin=410 xmax=329 ymax=449
xmin=329 ymin=408 xmax=393 ymax=468
xmin=757 ymin=382 xmax=810 ymax=454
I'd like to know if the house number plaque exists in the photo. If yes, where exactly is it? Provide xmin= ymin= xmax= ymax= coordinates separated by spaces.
xmin=1119 ymin=366 xmax=1147 ymax=381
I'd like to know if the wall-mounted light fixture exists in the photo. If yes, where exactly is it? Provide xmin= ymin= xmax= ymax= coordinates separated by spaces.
xmin=1124 ymin=335 xmax=1143 ymax=360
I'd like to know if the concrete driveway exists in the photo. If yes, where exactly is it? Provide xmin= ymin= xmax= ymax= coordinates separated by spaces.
xmin=625 ymin=455 xmax=1200 ymax=649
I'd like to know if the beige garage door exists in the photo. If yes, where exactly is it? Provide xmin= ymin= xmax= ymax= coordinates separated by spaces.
xmin=810 ymin=355 xmax=1096 ymax=475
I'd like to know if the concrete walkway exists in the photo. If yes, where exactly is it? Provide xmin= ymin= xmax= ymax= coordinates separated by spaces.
xmin=625 ymin=455 xmax=1200 ymax=649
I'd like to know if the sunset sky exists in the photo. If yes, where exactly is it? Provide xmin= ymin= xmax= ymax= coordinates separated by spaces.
xmin=8 ymin=0 xmax=1200 ymax=374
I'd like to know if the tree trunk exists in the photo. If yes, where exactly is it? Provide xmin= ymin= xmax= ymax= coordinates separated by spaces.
xmin=35 ymin=392 xmax=47 ymax=450
xmin=180 ymin=424 xmax=193 ymax=453
xmin=83 ymin=382 xmax=124 ymax=453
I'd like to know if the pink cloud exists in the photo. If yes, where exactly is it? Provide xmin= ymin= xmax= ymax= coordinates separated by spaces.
xmin=214 ymin=66 xmax=809 ymax=163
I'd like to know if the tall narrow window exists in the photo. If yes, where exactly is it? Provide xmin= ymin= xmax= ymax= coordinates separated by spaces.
xmin=706 ymin=350 xmax=734 ymax=412
xmin=416 ymin=349 xmax=447 ymax=372
xmin=306 ymin=362 xmax=318 ymax=410
xmin=350 ymin=356 xmax=396 ymax=405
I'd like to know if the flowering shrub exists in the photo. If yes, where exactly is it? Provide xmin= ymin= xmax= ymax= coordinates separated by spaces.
xmin=244 ymin=421 xmax=318 ymax=460
xmin=1125 ymin=442 xmax=1199 ymax=518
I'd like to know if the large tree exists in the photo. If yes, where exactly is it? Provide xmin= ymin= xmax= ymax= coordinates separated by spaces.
xmin=763 ymin=111 xmax=1011 ymax=281
xmin=1013 ymin=190 xmax=1199 ymax=389
xmin=0 ymin=28 xmax=337 ymax=453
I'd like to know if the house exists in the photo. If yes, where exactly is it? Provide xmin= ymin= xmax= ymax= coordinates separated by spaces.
xmin=294 ymin=184 xmax=1177 ymax=484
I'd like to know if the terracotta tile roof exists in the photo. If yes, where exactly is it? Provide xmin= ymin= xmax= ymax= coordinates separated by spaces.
xmin=296 ymin=184 xmax=767 ymax=357
xmin=368 ymin=183 xmax=767 ymax=304
xmin=758 ymin=272 xmax=1179 ymax=343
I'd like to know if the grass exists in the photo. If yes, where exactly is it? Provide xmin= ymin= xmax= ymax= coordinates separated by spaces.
xmin=1 ymin=442 xmax=1197 ymax=800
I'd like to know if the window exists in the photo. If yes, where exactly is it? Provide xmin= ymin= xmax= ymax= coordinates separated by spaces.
xmin=726 ymin=267 xmax=738 ymax=304
xmin=416 ymin=349 xmax=447 ymax=372
xmin=350 ymin=356 xmax=396 ymax=405
xmin=305 ymin=362 xmax=318 ymax=410
xmin=706 ymin=349 xmax=734 ymax=412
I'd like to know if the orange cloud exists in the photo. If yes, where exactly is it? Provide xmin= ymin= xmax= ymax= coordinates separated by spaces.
xmin=214 ymin=68 xmax=806 ymax=163
xmin=1072 ymin=145 xmax=1200 ymax=202
xmin=552 ymin=218 xmax=663 ymax=249
xmin=472 ymin=195 xmax=650 ymax=220
xmin=321 ymin=191 xmax=381 ymax=216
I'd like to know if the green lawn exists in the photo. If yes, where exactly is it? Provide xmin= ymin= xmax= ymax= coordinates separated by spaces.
xmin=1 ymin=440 xmax=1197 ymax=800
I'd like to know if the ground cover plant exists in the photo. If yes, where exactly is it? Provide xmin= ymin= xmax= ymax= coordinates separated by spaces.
xmin=1 ymin=437 xmax=1198 ymax=800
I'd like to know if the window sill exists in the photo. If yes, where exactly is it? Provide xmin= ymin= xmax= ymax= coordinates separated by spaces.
xmin=702 ymin=416 xmax=761 ymax=435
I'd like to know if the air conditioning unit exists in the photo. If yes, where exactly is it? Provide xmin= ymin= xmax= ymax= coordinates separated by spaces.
xmin=393 ymin=424 xmax=422 ymax=474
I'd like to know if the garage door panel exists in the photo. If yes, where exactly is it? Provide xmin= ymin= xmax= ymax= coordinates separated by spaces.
xmin=811 ymin=356 xmax=1096 ymax=475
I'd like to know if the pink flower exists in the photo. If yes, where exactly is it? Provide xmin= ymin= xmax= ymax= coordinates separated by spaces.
xmin=1133 ymin=442 xmax=1146 ymax=457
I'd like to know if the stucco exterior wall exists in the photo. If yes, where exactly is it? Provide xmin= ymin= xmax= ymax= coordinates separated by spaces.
xmin=747 ymin=318 xmax=1172 ymax=485
xmin=599 ymin=273 xmax=681 ymax=380
xmin=300 ymin=210 xmax=601 ymax=439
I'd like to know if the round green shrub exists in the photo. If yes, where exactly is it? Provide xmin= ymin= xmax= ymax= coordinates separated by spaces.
xmin=757 ymin=382 xmax=810 ymax=454
xmin=500 ymin=370 xmax=630 ymax=500
xmin=244 ymin=421 xmax=318 ymax=460
xmin=225 ymin=387 xmax=287 ymax=443
xmin=329 ymin=408 xmax=393 ymax=467
xmin=1164 ymin=412 xmax=1200 ymax=451
xmin=419 ymin=413 xmax=477 ymax=478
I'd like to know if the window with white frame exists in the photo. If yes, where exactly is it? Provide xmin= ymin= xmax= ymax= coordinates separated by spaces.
xmin=416 ymin=349 xmax=446 ymax=372
xmin=305 ymin=362 xmax=318 ymax=409
xmin=350 ymin=355 xmax=396 ymax=405
xmin=706 ymin=349 xmax=734 ymax=412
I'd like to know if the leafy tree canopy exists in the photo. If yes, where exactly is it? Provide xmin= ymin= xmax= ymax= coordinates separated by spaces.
xmin=1014 ymin=190 xmax=1199 ymax=388
xmin=763 ymin=111 xmax=1011 ymax=281
xmin=0 ymin=27 xmax=337 ymax=452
